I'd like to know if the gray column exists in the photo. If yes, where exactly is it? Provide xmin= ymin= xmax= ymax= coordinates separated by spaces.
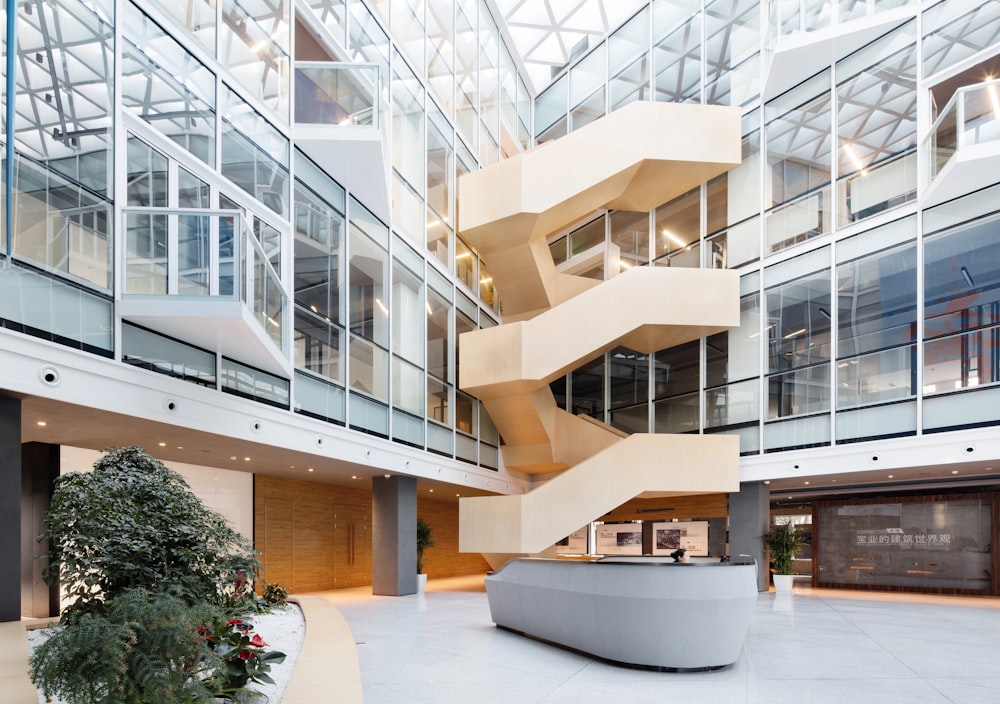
xmin=0 ymin=396 xmax=22 ymax=621
xmin=729 ymin=481 xmax=771 ymax=592
xmin=371 ymin=476 xmax=417 ymax=596
xmin=22 ymin=442 xmax=60 ymax=618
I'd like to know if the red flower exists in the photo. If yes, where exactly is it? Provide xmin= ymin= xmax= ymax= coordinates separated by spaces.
xmin=249 ymin=634 xmax=267 ymax=648
xmin=227 ymin=618 xmax=243 ymax=626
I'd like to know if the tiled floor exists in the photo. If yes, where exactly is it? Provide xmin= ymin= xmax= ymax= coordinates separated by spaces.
xmin=311 ymin=576 xmax=1000 ymax=704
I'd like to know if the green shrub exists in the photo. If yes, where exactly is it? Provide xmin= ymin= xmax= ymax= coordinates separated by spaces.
xmin=39 ymin=446 xmax=259 ymax=622
xmin=30 ymin=589 xmax=223 ymax=704
xmin=261 ymin=582 xmax=289 ymax=607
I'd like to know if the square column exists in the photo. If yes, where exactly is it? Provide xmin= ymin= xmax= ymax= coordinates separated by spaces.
xmin=729 ymin=481 xmax=771 ymax=592
xmin=0 ymin=397 xmax=22 ymax=621
xmin=372 ymin=476 xmax=417 ymax=596
xmin=22 ymin=442 xmax=60 ymax=618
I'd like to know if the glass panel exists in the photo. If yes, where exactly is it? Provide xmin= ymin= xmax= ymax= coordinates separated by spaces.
xmin=610 ymin=404 xmax=649 ymax=434
xmin=427 ymin=108 xmax=453 ymax=224
xmin=349 ymin=335 xmax=388 ymax=402
xmin=610 ymin=7 xmax=650 ymax=75
xmin=571 ymin=45 xmax=606 ymax=107
xmin=294 ymin=63 xmax=379 ymax=127
xmin=838 ymin=345 xmax=915 ymax=408
xmin=765 ymin=72 xmax=832 ymax=253
xmin=763 ymin=413 xmax=830 ymax=450
xmin=427 ymin=378 xmax=450 ymax=424
xmin=456 ymin=390 xmax=476 ymax=435
xmin=923 ymin=0 xmax=1000 ymax=79
xmin=837 ymin=239 xmax=917 ymax=357
xmin=924 ymin=215 xmax=1000 ymax=341
xmin=654 ymin=13 xmax=702 ymax=104
xmin=392 ymin=259 xmax=424 ymax=366
xmin=707 ymin=114 xmax=760 ymax=235
xmin=455 ymin=238 xmax=477 ymax=291
xmin=654 ymin=391 xmax=699 ymax=433
xmin=427 ymin=288 xmax=450 ymax=381
xmin=610 ymin=54 xmax=652 ymax=111
xmin=294 ymin=175 xmax=345 ymax=324
xmin=768 ymin=365 xmax=830 ymax=418
xmin=294 ymin=308 xmax=344 ymax=382
xmin=707 ymin=289 xmax=760 ymax=385
xmin=704 ymin=0 xmax=760 ymax=106
xmin=571 ymin=356 xmax=605 ymax=419
xmin=610 ymin=347 xmax=649 ymax=410
xmin=427 ymin=0 xmax=455 ymax=117
xmin=221 ymin=357 xmax=290 ymax=408
xmin=924 ymin=384 xmax=1000 ymax=431
xmin=393 ymin=356 xmax=424 ymax=415
xmin=654 ymin=339 xmax=700 ymax=398
xmin=836 ymin=400 xmax=915 ymax=442
xmin=569 ymin=216 xmax=605 ymax=258
xmin=219 ymin=0 xmax=290 ymax=119
xmin=570 ymin=88 xmax=606 ymax=132
xmin=766 ymin=268 xmax=832 ymax=372
xmin=655 ymin=187 xmax=699 ymax=259
xmin=836 ymin=24 xmax=917 ymax=227
xmin=349 ymin=199 xmax=389 ymax=346
xmin=706 ymin=378 xmax=759 ymax=427
xmin=349 ymin=391 xmax=389 ymax=436
xmin=392 ymin=49 xmax=425 ymax=193
xmin=393 ymin=408 xmax=424 ymax=446
xmin=12 ymin=155 xmax=112 ymax=290
xmin=479 ymin=261 xmax=498 ymax=313
xmin=221 ymin=89 xmax=289 ymax=218
xmin=610 ymin=210 xmax=649 ymax=272
xmin=535 ymin=75 xmax=568 ymax=136
xmin=122 ymin=323 xmax=216 ymax=386
xmin=295 ymin=370 xmax=346 ymax=424
xmin=158 ymin=0 xmax=215 ymax=53
xmin=122 ymin=3 xmax=216 ymax=166
xmin=12 ymin=0 xmax=114 ymax=197
xmin=924 ymin=328 xmax=1000 ymax=395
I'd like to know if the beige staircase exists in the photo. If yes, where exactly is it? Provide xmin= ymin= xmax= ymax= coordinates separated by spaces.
xmin=457 ymin=100 xmax=744 ymax=556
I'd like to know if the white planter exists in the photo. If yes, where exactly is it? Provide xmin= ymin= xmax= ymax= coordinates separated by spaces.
xmin=417 ymin=573 xmax=427 ymax=593
xmin=773 ymin=574 xmax=795 ymax=593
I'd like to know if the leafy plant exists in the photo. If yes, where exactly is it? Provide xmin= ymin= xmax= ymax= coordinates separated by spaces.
xmin=416 ymin=517 xmax=435 ymax=574
xmin=200 ymin=616 xmax=286 ymax=693
xmin=39 ymin=446 xmax=259 ymax=622
xmin=30 ymin=589 xmax=222 ymax=704
xmin=762 ymin=523 xmax=806 ymax=575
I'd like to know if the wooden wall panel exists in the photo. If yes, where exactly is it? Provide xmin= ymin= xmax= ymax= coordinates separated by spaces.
xmin=418 ymin=497 xmax=491 ymax=578
xmin=601 ymin=493 xmax=729 ymax=523
xmin=255 ymin=476 xmax=488 ymax=592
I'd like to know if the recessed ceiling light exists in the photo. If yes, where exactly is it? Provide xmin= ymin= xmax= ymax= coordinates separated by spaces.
xmin=429 ymin=489 xmax=434 ymax=493
xmin=308 ymin=468 xmax=314 ymax=472
xmin=888 ymin=475 xmax=894 ymax=479
xmin=456 ymin=493 xmax=461 ymax=497
xmin=176 ymin=446 xmax=183 ymax=450
xmin=351 ymin=475 xmax=358 ymax=479
xmin=804 ymin=481 xmax=810 ymax=485
xmin=244 ymin=457 xmax=250 ymax=461
xmin=36 ymin=421 xmax=47 ymax=427
xmin=158 ymin=442 xmax=166 ymax=447
xmin=787 ymin=496 xmax=793 ymax=499
xmin=290 ymin=465 xmax=295 ymax=469
xmin=951 ymin=470 xmax=959 ymax=474
xmin=230 ymin=456 xmax=237 ymax=460
xmin=384 ymin=474 xmax=390 ymax=479
xmin=831 ymin=479 xmax=837 ymax=483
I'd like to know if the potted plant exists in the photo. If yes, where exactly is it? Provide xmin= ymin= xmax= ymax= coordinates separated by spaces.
xmin=762 ymin=522 xmax=806 ymax=593
xmin=416 ymin=517 xmax=435 ymax=592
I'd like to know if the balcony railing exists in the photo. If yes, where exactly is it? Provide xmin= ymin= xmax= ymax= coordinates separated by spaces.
xmin=294 ymin=62 xmax=379 ymax=129
xmin=926 ymin=78 xmax=1000 ymax=181
xmin=122 ymin=207 xmax=288 ymax=354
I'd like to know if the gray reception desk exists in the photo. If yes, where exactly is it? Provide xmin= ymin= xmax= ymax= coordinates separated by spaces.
xmin=484 ymin=557 xmax=758 ymax=670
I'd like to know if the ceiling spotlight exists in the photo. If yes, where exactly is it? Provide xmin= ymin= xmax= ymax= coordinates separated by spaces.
xmin=308 ymin=468 xmax=314 ymax=472
xmin=158 ymin=442 xmax=166 ymax=447
xmin=230 ymin=456 xmax=237 ymax=461
xmin=384 ymin=474 xmax=390 ymax=478
xmin=888 ymin=474 xmax=894 ymax=479
xmin=351 ymin=475 xmax=358 ymax=479
xmin=804 ymin=481 xmax=810 ymax=485
xmin=951 ymin=470 xmax=959 ymax=474
xmin=429 ymin=489 xmax=434 ymax=493
xmin=244 ymin=457 xmax=250 ymax=462
xmin=36 ymin=421 xmax=47 ymax=427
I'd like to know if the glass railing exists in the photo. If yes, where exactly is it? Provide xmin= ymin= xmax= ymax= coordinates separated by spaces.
xmin=122 ymin=207 xmax=288 ymax=352
xmin=294 ymin=62 xmax=380 ymax=128
xmin=766 ymin=0 xmax=914 ymax=54
xmin=926 ymin=78 xmax=1000 ymax=181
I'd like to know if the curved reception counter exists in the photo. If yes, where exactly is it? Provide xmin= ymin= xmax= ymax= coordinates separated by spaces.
xmin=484 ymin=557 xmax=758 ymax=670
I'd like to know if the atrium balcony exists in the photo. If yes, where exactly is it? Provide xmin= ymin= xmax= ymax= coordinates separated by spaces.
xmin=119 ymin=208 xmax=290 ymax=377
xmin=293 ymin=62 xmax=389 ymax=222
xmin=763 ymin=0 xmax=917 ymax=99
xmin=924 ymin=78 xmax=1000 ymax=207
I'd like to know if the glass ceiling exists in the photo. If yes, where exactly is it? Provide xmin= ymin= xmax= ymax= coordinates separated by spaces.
xmin=491 ymin=0 xmax=647 ymax=93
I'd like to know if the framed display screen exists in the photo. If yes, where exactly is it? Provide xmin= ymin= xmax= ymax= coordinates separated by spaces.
xmin=652 ymin=521 xmax=710 ymax=556
xmin=595 ymin=523 xmax=643 ymax=555
xmin=815 ymin=496 xmax=993 ymax=592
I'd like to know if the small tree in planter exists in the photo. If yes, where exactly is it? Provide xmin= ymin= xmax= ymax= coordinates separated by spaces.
xmin=762 ymin=522 xmax=806 ymax=592
xmin=416 ymin=517 xmax=435 ymax=589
